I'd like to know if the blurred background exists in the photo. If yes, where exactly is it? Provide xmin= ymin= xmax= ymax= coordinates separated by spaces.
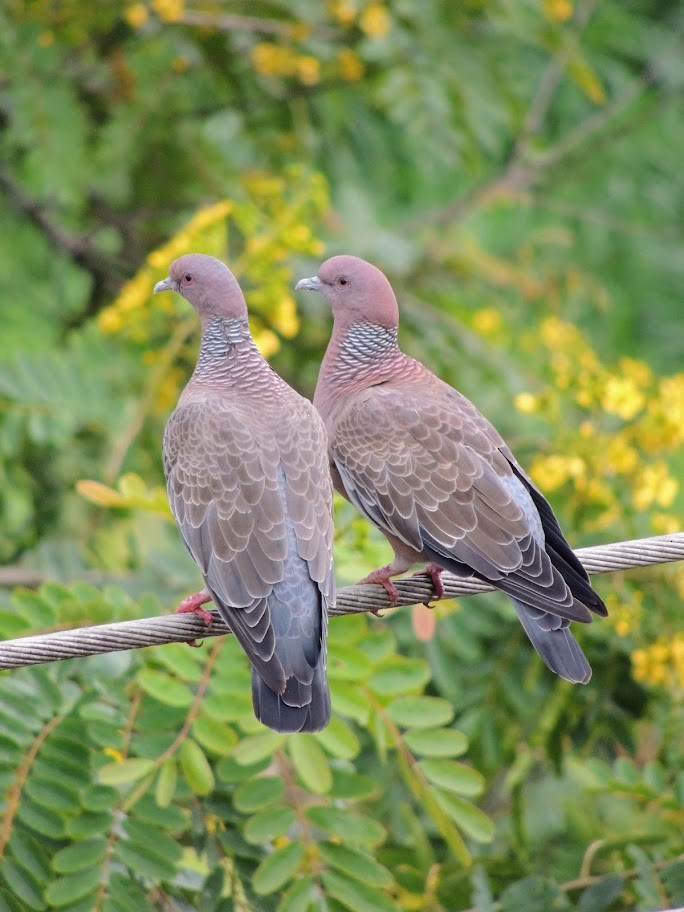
xmin=0 ymin=2 xmax=683 ymax=910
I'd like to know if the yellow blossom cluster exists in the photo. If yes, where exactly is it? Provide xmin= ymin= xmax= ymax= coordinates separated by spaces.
xmin=98 ymin=200 xmax=234 ymax=340
xmin=513 ymin=314 xmax=682 ymax=531
xmin=542 ymin=0 xmax=574 ymax=23
xmin=604 ymin=591 xmax=643 ymax=637
xmin=632 ymin=635 xmax=684 ymax=690
xmin=330 ymin=1 xmax=392 ymax=37
xmin=151 ymin=0 xmax=184 ymax=23
xmin=98 ymin=166 xmax=328 ymax=402
xmin=251 ymin=43 xmax=321 ymax=85
xmin=251 ymin=41 xmax=365 ymax=86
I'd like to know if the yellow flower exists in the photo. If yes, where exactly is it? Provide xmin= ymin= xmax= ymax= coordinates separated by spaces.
xmin=152 ymin=0 xmax=184 ymax=23
xmin=172 ymin=55 xmax=190 ymax=73
xmin=253 ymin=327 xmax=280 ymax=359
xmin=601 ymin=376 xmax=645 ymax=421
xmin=331 ymin=0 xmax=357 ymax=25
xmin=337 ymin=48 xmax=365 ymax=81
xmin=37 ymin=30 xmax=55 ymax=47
xmin=632 ymin=462 xmax=678 ymax=511
xmin=651 ymin=513 xmax=681 ymax=535
xmin=543 ymin=0 xmax=573 ymax=22
xmin=360 ymin=3 xmax=391 ymax=38
xmin=296 ymin=55 xmax=321 ymax=86
xmin=472 ymin=307 xmax=501 ymax=335
xmin=514 ymin=392 xmax=539 ymax=414
xmin=604 ymin=439 xmax=638 ymax=475
xmin=124 ymin=4 xmax=149 ymax=28
xmin=272 ymin=295 xmax=299 ymax=338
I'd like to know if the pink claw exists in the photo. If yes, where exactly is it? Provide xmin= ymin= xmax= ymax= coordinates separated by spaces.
xmin=416 ymin=562 xmax=445 ymax=608
xmin=359 ymin=567 xmax=400 ymax=609
xmin=175 ymin=589 xmax=213 ymax=644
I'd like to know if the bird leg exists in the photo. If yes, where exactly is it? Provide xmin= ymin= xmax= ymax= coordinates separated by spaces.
xmin=176 ymin=588 xmax=214 ymax=645
xmin=358 ymin=556 xmax=414 ymax=610
xmin=414 ymin=562 xmax=445 ymax=608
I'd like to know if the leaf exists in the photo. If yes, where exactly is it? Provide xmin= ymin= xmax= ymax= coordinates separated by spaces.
xmin=192 ymin=715 xmax=237 ymax=756
xmin=328 ymin=646 xmax=373 ymax=681
xmin=499 ymin=875 xmax=570 ymax=912
xmin=136 ymin=670 xmax=194 ymax=708
xmin=7 ymin=832 xmax=50 ymax=886
xmin=306 ymin=807 xmax=386 ymax=846
xmin=315 ymin=716 xmax=360 ymax=759
xmin=16 ymin=800 xmax=66 ymax=840
xmin=419 ymin=759 xmax=484 ymax=796
xmin=115 ymin=840 xmax=177 ymax=881
xmin=276 ymin=876 xmax=313 ymax=912
xmin=123 ymin=818 xmax=183 ymax=864
xmin=318 ymin=842 xmax=393 ymax=888
xmin=154 ymin=644 xmax=205 ymax=682
xmin=434 ymin=791 xmax=495 ymax=843
xmin=403 ymin=727 xmax=468 ymax=758
xmin=578 ymin=874 xmax=624 ymax=912
xmin=252 ymin=843 xmax=305 ymax=895
xmin=233 ymin=776 xmax=285 ymax=813
xmin=232 ymin=733 xmax=286 ymax=766
xmin=98 ymin=758 xmax=155 ymax=786
xmin=0 ymin=861 xmax=45 ymax=911
xmin=288 ymin=734 xmax=332 ymax=794
xmin=320 ymin=868 xmax=397 ymax=912
xmin=130 ymin=795 xmax=188 ymax=832
xmin=26 ymin=775 xmax=80 ymax=813
xmin=10 ymin=589 xmax=56 ymax=628
xmin=44 ymin=868 xmax=101 ymax=907
xmin=387 ymin=696 xmax=454 ymax=729
xmin=179 ymin=738 xmax=214 ymax=795
xmin=52 ymin=839 xmax=107 ymax=874
xmin=244 ymin=807 xmax=297 ymax=844
xmin=368 ymin=659 xmax=431 ymax=696
xmin=328 ymin=683 xmax=370 ymax=724
xmin=66 ymin=812 xmax=112 ymax=840
xmin=330 ymin=770 xmax=378 ymax=801
xmin=155 ymin=759 xmax=177 ymax=808
xmin=81 ymin=785 xmax=118 ymax=812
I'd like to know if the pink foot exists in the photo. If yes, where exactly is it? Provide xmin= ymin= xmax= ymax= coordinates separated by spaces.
xmin=415 ymin=562 xmax=445 ymax=607
xmin=358 ymin=566 xmax=400 ymax=609
xmin=176 ymin=588 xmax=213 ymax=644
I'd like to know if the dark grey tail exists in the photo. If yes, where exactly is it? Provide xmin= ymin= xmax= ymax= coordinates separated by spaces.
xmin=512 ymin=598 xmax=591 ymax=684
xmin=252 ymin=660 xmax=330 ymax=733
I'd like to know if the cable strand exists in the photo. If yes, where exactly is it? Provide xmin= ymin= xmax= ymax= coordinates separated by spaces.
xmin=0 ymin=532 xmax=683 ymax=670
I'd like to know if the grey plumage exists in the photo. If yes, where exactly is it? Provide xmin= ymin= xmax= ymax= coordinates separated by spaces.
xmin=157 ymin=254 xmax=333 ymax=731
xmin=297 ymin=255 xmax=606 ymax=684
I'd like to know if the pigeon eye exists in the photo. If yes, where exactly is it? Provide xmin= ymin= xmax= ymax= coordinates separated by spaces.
xmin=181 ymin=274 xmax=195 ymax=286
xmin=336 ymin=276 xmax=350 ymax=288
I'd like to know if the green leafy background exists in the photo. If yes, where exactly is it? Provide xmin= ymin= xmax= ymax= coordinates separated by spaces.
xmin=0 ymin=1 xmax=683 ymax=910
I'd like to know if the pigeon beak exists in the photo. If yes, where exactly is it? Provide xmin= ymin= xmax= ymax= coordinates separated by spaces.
xmin=295 ymin=275 xmax=323 ymax=293
xmin=153 ymin=277 xmax=175 ymax=294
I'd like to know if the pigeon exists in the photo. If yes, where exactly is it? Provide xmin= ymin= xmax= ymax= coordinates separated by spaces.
xmin=155 ymin=254 xmax=333 ymax=731
xmin=296 ymin=255 xmax=606 ymax=684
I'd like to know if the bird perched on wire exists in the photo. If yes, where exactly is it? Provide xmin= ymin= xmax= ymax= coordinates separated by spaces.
xmin=155 ymin=254 xmax=334 ymax=732
xmin=296 ymin=255 xmax=606 ymax=684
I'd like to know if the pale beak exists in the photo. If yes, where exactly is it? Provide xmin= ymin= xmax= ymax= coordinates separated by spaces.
xmin=153 ymin=276 xmax=175 ymax=294
xmin=295 ymin=275 xmax=323 ymax=292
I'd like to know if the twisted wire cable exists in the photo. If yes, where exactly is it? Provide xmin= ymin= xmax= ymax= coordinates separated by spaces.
xmin=0 ymin=532 xmax=682 ymax=670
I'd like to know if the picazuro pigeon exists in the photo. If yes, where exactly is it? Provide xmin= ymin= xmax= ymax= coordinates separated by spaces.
xmin=296 ymin=255 xmax=606 ymax=684
xmin=155 ymin=254 xmax=333 ymax=731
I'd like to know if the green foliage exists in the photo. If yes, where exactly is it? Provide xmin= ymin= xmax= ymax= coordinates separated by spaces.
xmin=1 ymin=0 xmax=684 ymax=909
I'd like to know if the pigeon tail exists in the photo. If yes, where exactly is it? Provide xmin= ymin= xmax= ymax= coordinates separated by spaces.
xmin=252 ymin=661 xmax=330 ymax=733
xmin=511 ymin=598 xmax=591 ymax=684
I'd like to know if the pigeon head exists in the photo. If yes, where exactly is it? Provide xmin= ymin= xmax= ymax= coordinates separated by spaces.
xmin=154 ymin=254 xmax=248 ymax=323
xmin=296 ymin=255 xmax=399 ymax=329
